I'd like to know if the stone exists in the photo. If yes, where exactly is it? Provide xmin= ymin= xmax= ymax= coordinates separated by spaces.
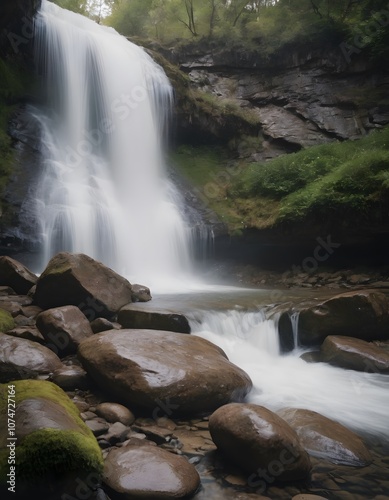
xmin=292 ymin=496 xmax=329 ymax=500
xmin=0 ymin=332 xmax=63 ymax=382
xmin=0 ymin=380 xmax=103 ymax=496
xmin=95 ymin=402 xmax=135 ymax=426
xmin=0 ymin=255 xmax=37 ymax=294
xmin=118 ymin=304 xmax=190 ymax=333
xmin=102 ymin=422 xmax=130 ymax=444
xmin=51 ymin=365 xmax=90 ymax=390
xmin=320 ymin=336 xmax=389 ymax=374
xmin=34 ymin=252 xmax=133 ymax=319
xmin=131 ymin=284 xmax=152 ymax=302
xmin=36 ymin=305 xmax=93 ymax=356
xmin=132 ymin=424 xmax=173 ymax=445
xmin=0 ymin=300 xmax=22 ymax=317
xmin=90 ymin=317 xmax=121 ymax=333
xmin=0 ymin=286 xmax=15 ymax=295
xmin=209 ymin=403 xmax=311 ymax=481
xmin=280 ymin=291 xmax=389 ymax=347
xmin=78 ymin=329 xmax=252 ymax=415
xmin=6 ymin=326 xmax=45 ymax=344
xmin=14 ymin=314 xmax=35 ymax=327
xmin=21 ymin=304 xmax=43 ymax=318
xmin=103 ymin=443 xmax=200 ymax=499
xmin=86 ymin=418 xmax=110 ymax=436
xmin=278 ymin=408 xmax=372 ymax=466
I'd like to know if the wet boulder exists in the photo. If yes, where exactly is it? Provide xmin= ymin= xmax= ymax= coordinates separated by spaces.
xmin=278 ymin=408 xmax=372 ymax=466
xmin=36 ymin=305 xmax=93 ymax=356
xmin=320 ymin=335 xmax=389 ymax=374
xmin=0 ymin=256 xmax=37 ymax=294
xmin=78 ymin=329 xmax=252 ymax=415
xmin=118 ymin=304 xmax=190 ymax=333
xmin=34 ymin=252 xmax=133 ymax=319
xmin=103 ymin=443 xmax=200 ymax=499
xmin=209 ymin=403 xmax=311 ymax=482
xmin=0 ymin=332 xmax=62 ymax=382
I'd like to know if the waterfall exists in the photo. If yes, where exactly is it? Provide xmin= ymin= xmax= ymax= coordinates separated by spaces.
xmin=33 ymin=1 xmax=192 ymax=286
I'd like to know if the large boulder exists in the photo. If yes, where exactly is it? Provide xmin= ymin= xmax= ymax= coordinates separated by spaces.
xmin=0 ymin=256 xmax=37 ymax=295
xmin=118 ymin=304 xmax=190 ymax=333
xmin=78 ymin=329 xmax=252 ymax=415
xmin=278 ymin=408 xmax=372 ymax=467
xmin=0 ymin=333 xmax=62 ymax=382
xmin=0 ymin=380 xmax=103 ymax=497
xmin=34 ymin=252 xmax=133 ymax=319
xmin=280 ymin=291 xmax=389 ymax=347
xmin=320 ymin=336 xmax=389 ymax=373
xmin=103 ymin=443 xmax=200 ymax=499
xmin=209 ymin=403 xmax=311 ymax=483
xmin=36 ymin=305 xmax=94 ymax=356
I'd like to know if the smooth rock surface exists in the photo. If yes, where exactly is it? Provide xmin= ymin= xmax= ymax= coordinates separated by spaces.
xmin=103 ymin=443 xmax=200 ymax=499
xmin=209 ymin=403 xmax=311 ymax=481
xmin=90 ymin=317 xmax=121 ymax=333
xmin=51 ymin=366 xmax=90 ymax=390
xmin=320 ymin=335 xmax=389 ymax=373
xmin=78 ymin=329 xmax=252 ymax=414
xmin=96 ymin=402 xmax=135 ymax=425
xmin=118 ymin=304 xmax=190 ymax=333
xmin=278 ymin=408 xmax=372 ymax=466
xmin=0 ymin=332 xmax=62 ymax=382
xmin=0 ymin=255 xmax=37 ymax=294
xmin=131 ymin=284 xmax=152 ymax=303
xmin=34 ymin=252 xmax=133 ymax=319
xmin=36 ymin=305 xmax=93 ymax=355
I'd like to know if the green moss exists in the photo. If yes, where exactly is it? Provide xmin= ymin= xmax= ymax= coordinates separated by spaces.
xmin=0 ymin=309 xmax=15 ymax=332
xmin=0 ymin=380 xmax=103 ymax=486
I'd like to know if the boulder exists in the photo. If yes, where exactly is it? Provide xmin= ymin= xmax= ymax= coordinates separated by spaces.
xmin=131 ymin=284 xmax=152 ymax=302
xmin=51 ymin=366 xmax=90 ymax=391
xmin=0 ymin=308 xmax=15 ymax=332
xmin=103 ymin=443 xmax=200 ymax=499
xmin=34 ymin=252 xmax=133 ymax=319
xmin=278 ymin=408 xmax=372 ymax=466
xmin=6 ymin=326 xmax=45 ymax=344
xmin=36 ymin=305 xmax=93 ymax=356
xmin=280 ymin=291 xmax=389 ymax=347
xmin=95 ymin=402 xmax=135 ymax=426
xmin=0 ymin=380 xmax=103 ymax=497
xmin=0 ymin=256 xmax=37 ymax=294
xmin=90 ymin=317 xmax=121 ymax=333
xmin=0 ymin=332 xmax=62 ymax=382
xmin=118 ymin=304 xmax=190 ymax=333
xmin=320 ymin=336 xmax=389 ymax=374
xmin=209 ymin=403 xmax=311 ymax=482
xmin=78 ymin=329 xmax=252 ymax=415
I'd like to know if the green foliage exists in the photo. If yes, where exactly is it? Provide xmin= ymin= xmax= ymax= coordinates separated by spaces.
xmin=0 ymin=309 xmax=15 ymax=332
xmin=50 ymin=0 xmax=88 ymax=14
xmin=229 ymin=127 xmax=389 ymax=227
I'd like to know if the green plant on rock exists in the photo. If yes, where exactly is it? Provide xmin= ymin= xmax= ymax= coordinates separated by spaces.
xmin=0 ymin=309 xmax=15 ymax=332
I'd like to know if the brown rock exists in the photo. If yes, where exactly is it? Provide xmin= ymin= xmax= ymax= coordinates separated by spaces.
xmin=36 ymin=305 xmax=93 ymax=356
xmin=320 ymin=335 xmax=389 ymax=373
xmin=131 ymin=284 xmax=152 ymax=302
xmin=95 ymin=402 xmax=135 ymax=426
xmin=209 ymin=403 xmax=311 ymax=481
xmin=278 ymin=408 xmax=372 ymax=466
xmin=0 ymin=256 xmax=37 ymax=294
xmin=78 ymin=329 xmax=252 ymax=415
xmin=6 ymin=326 xmax=45 ymax=344
xmin=34 ymin=252 xmax=133 ymax=319
xmin=103 ymin=444 xmax=200 ymax=499
xmin=51 ymin=366 xmax=90 ymax=390
xmin=0 ymin=332 xmax=62 ymax=382
xmin=118 ymin=303 xmax=190 ymax=333
xmin=90 ymin=318 xmax=121 ymax=333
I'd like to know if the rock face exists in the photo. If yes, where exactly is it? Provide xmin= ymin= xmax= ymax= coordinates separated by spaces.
xmin=321 ymin=336 xmax=389 ymax=373
xmin=78 ymin=329 xmax=252 ymax=414
xmin=0 ymin=380 xmax=103 ymax=497
xmin=34 ymin=252 xmax=133 ymax=319
xmin=0 ymin=256 xmax=37 ymax=294
xmin=103 ymin=443 xmax=200 ymax=499
xmin=282 ymin=290 xmax=389 ymax=347
xmin=0 ymin=332 xmax=62 ymax=382
xmin=36 ymin=305 xmax=93 ymax=356
xmin=118 ymin=304 xmax=190 ymax=333
xmin=209 ymin=403 xmax=311 ymax=482
xmin=278 ymin=408 xmax=372 ymax=467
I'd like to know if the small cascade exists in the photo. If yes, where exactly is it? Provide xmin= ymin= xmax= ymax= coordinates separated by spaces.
xmin=290 ymin=311 xmax=300 ymax=349
xmin=33 ymin=1 xmax=192 ymax=285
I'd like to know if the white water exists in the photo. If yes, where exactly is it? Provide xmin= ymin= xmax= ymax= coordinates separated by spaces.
xmin=191 ymin=308 xmax=389 ymax=439
xmin=33 ymin=1 xmax=191 ymax=286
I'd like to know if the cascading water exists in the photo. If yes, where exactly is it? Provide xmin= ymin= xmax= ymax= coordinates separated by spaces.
xmin=33 ymin=1 xmax=191 ymax=286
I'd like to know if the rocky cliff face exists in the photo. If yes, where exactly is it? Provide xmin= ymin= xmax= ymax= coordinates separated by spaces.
xmin=159 ymin=41 xmax=389 ymax=159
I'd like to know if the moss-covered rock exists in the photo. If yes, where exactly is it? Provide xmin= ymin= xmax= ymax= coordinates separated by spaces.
xmin=0 ymin=308 xmax=14 ymax=332
xmin=0 ymin=380 xmax=103 ymax=497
